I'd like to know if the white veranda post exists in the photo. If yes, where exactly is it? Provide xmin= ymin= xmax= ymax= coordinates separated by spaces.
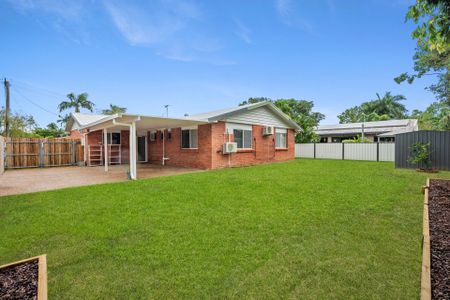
xmin=129 ymin=121 xmax=137 ymax=180
xmin=103 ymin=128 xmax=108 ymax=172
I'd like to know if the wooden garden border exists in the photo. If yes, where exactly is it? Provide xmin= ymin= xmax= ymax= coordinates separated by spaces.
xmin=0 ymin=254 xmax=47 ymax=300
xmin=421 ymin=178 xmax=431 ymax=300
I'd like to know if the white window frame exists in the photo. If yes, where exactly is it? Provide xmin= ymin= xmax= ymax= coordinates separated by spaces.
xmin=103 ymin=132 xmax=121 ymax=145
xmin=233 ymin=129 xmax=253 ymax=149
xmin=149 ymin=131 xmax=157 ymax=141
xmin=275 ymin=128 xmax=287 ymax=148
xmin=181 ymin=128 xmax=198 ymax=149
xmin=226 ymin=123 xmax=253 ymax=149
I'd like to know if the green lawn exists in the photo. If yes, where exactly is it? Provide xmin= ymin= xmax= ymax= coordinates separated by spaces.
xmin=1 ymin=159 xmax=449 ymax=299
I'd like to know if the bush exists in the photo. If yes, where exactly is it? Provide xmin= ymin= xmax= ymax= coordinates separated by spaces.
xmin=408 ymin=142 xmax=432 ymax=169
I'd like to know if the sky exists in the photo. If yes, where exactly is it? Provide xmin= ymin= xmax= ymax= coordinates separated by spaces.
xmin=0 ymin=0 xmax=438 ymax=127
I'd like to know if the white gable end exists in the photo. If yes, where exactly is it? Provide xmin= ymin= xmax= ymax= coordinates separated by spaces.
xmin=222 ymin=106 xmax=292 ymax=128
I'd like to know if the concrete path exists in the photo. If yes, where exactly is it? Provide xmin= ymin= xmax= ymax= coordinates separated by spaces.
xmin=0 ymin=164 xmax=202 ymax=197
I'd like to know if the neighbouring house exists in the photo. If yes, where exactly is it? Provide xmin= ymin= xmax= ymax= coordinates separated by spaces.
xmin=66 ymin=101 xmax=300 ymax=179
xmin=315 ymin=119 xmax=418 ymax=143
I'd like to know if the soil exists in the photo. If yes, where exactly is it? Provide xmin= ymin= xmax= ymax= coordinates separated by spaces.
xmin=429 ymin=179 xmax=450 ymax=300
xmin=0 ymin=259 xmax=38 ymax=300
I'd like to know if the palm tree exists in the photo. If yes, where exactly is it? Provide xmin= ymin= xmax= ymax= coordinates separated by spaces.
xmin=371 ymin=92 xmax=407 ymax=119
xmin=101 ymin=104 xmax=127 ymax=115
xmin=58 ymin=93 xmax=94 ymax=113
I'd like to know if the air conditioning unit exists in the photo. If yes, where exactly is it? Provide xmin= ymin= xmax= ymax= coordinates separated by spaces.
xmin=223 ymin=142 xmax=238 ymax=154
xmin=263 ymin=126 xmax=274 ymax=136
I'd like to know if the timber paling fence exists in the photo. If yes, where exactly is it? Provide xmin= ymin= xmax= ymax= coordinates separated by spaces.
xmin=295 ymin=143 xmax=395 ymax=162
xmin=2 ymin=137 xmax=84 ymax=169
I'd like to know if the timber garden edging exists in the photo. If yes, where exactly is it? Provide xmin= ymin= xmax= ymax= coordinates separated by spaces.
xmin=0 ymin=254 xmax=47 ymax=300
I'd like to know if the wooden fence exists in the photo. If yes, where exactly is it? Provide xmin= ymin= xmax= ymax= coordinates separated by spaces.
xmin=2 ymin=137 xmax=84 ymax=169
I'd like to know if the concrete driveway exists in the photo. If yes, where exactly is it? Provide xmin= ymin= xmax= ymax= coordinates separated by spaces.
xmin=0 ymin=164 xmax=202 ymax=197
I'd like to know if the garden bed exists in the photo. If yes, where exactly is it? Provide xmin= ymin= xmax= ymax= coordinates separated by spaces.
xmin=0 ymin=255 xmax=47 ymax=300
xmin=424 ymin=179 xmax=450 ymax=300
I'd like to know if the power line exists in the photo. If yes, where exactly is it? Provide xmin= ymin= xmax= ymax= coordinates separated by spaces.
xmin=11 ymin=86 xmax=59 ymax=116
xmin=11 ymin=79 xmax=66 ymax=98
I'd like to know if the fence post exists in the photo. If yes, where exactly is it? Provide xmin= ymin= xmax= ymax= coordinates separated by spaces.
xmin=72 ymin=141 xmax=76 ymax=165
xmin=313 ymin=143 xmax=316 ymax=159
xmin=0 ymin=136 xmax=4 ymax=174
xmin=342 ymin=143 xmax=345 ymax=160
xmin=38 ymin=140 xmax=44 ymax=168
xmin=377 ymin=142 xmax=379 ymax=162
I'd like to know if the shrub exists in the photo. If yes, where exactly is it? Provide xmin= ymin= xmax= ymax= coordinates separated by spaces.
xmin=408 ymin=142 xmax=432 ymax=169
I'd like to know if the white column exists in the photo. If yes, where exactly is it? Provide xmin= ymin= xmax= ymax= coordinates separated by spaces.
xmin=103 ymin=128 xmax=108 ymax=172
xmin=129 ymin=121 xmax=137 ymax=179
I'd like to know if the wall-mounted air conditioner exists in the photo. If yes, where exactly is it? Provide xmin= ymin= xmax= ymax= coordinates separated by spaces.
xmin=263 ymin=126 xmax=274 ymax=136
xmin=223 ymin=142 xmax=238 ymax=154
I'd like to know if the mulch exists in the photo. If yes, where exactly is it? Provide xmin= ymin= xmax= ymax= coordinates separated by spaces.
xmin=429 ymin=179 xmax=450 ymax=300
xmin=0 ymin=259 xmax=38 ymax=300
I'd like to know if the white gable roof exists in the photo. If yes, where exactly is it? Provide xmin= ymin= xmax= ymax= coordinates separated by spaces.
xmin=188 ymin=102 xmax=300 ymax=130
xmin=66 ymin=112 xmax=110 ymax=131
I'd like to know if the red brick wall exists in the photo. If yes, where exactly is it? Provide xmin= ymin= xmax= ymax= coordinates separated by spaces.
xmin=84 ymin=122 xmax=295 ymax=170
xmin=211 ymin=122 xmax=295 ymax=169
xmin=69 ymin=129 xmax=84 ymax=139
xmin=121 ymin=130 xmax=130 ymax=164
xmin=148 ymin=124 xmax=212 ymax=169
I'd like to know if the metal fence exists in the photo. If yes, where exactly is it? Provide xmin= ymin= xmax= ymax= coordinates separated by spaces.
xmin=395 ymin=130 xmax=450 ymax=170
xmin=3 ymin=137 xmax=84 ymax=169
xmin=295 ymin=143 xmax=395 ymax=162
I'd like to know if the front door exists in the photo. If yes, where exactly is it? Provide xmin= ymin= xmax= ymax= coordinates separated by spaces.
xmin=137 ymin=136 xmax=147 ymax=162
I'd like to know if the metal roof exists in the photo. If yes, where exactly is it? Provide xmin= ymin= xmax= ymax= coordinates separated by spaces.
xmin=67 ymin=102 xmax=301 ymax=131
xmin=188 ymin=101 xmax=301 ymax=130
xmin=315 ymin=119 xmax=418 ymax=136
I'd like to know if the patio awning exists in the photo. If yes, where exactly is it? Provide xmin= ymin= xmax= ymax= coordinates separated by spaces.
xmin=79 ymin=114 xmax=208 ymax=132
xmin=79 ymin=114 xmax=208 ymax=180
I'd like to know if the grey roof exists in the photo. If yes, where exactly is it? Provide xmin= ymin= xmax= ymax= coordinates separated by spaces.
xmin=66 ymin=112 xmax=110 ymax=131
xmin=315 ymin=119 xmax=418 ymax=136
xmin=188 ymin=101 xmax=301 ymax=130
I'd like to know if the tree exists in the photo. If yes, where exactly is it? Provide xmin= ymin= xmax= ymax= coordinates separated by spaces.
xmin=410 ymin=101 xmax=450 ymax=130
xmin=0 ymin=107 xmax=37 ymax=137
xmin=57 ymin=114 xmax=69 ymax=129
xmin=338 ymin=92 xmax=408 ymax=123
xmin=33 ymin=122 xmax=66 ymax=138
xmin=395 ymin=0 xmax=450 ymax=104
xmin=58 ymin=92 xmax=94 ymax=113
xmin=406 ymin=0 xmax=449 ymax=54
xmin=101 ymin=104 xmax=127 ymax=115
xmin=239 ymin=97 xmax=325 ymax=143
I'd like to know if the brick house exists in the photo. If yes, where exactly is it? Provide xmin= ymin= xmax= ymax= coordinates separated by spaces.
xmin=67 ymin=102 xmax=300 ymax=179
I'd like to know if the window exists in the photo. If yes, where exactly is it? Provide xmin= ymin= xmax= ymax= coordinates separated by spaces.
xmin=275 ymin=128 xmax=287 ymax=148
xmin=233 ymin=129 xmax=252 ymax=149
xmin=149 ymin=131 xmax=156 ymax=141
xmin=167 ymin=129 xmax=172 ymax=141
xmin=103 ymin=132 xmax=121 ymax=145
xmin=181 ymin=129 xmax=198 ymax=148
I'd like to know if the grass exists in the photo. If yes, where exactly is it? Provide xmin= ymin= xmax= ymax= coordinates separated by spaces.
xmin=1 ymin=159 xmax=449 ymax=299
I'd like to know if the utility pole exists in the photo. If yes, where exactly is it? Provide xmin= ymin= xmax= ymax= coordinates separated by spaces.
xmin=164 ymin=104 xmax=170 ymax=117
xmin=4 ymin=78 xmax=10 ymax=137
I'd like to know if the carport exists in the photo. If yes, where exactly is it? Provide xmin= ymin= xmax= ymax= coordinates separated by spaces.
xmin=79 ymin=114 xmax=206 ymax=179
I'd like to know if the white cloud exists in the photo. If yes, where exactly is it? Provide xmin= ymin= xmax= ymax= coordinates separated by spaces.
xmin=274 ymin=0 xmax=314 ymax=34
xmin=103 ymin=0 xmax=232 ymax=64
xmin=275 ymin=0 xmax=292 ymax=18
xmin=8 ymin=0 xmax=87 ymax=20
xmin=234 ymin=19 xmax=252 ymax=44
